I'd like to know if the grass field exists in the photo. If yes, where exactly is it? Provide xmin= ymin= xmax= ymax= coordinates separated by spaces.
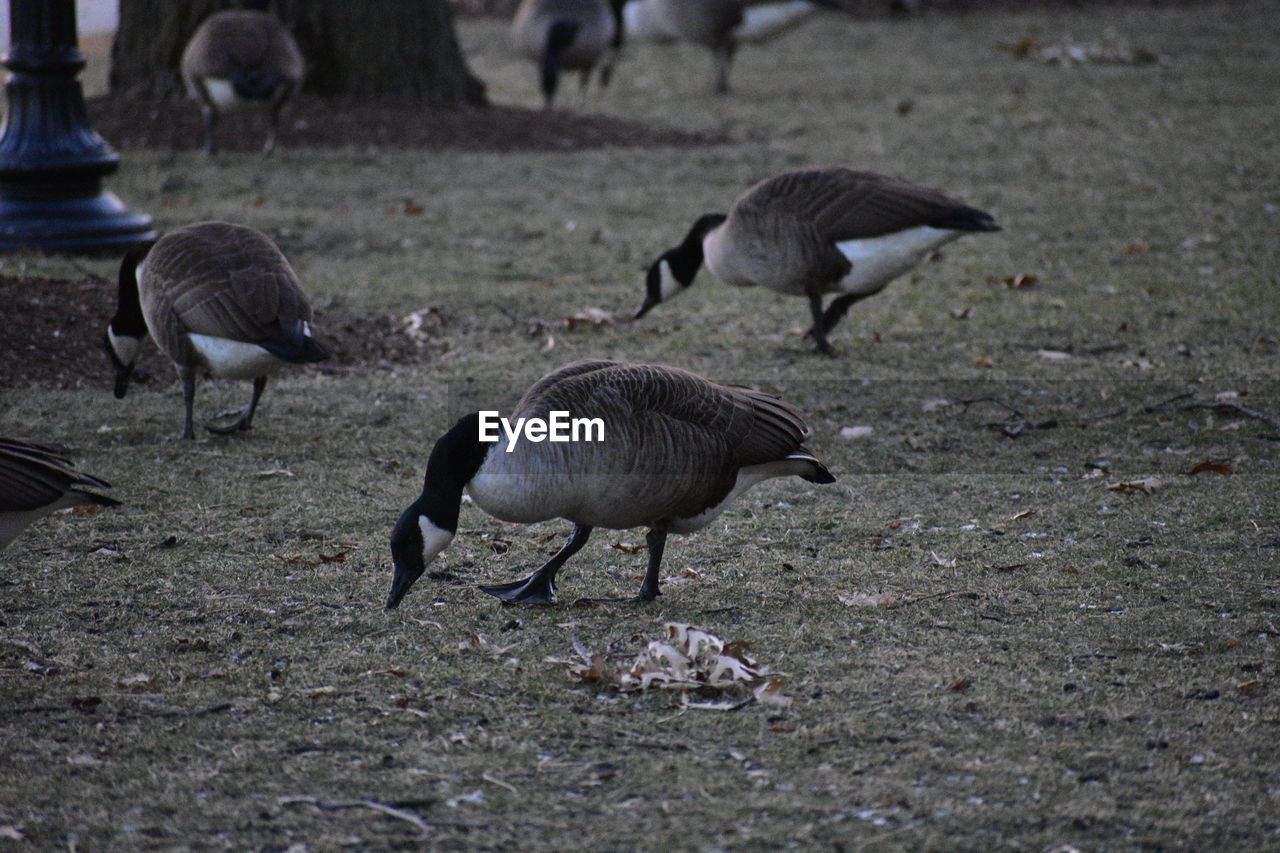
xmin=2 ymin=2 xmax=1278 ymax=850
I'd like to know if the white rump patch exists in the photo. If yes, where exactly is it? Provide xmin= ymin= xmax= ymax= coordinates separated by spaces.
xmin=417 ymin=516 xmax=455 ymax=566
xmin=835 ymin=226 xmax=961 ymax=296
xmin=187 ymin=334 xmax=285 ymax=379
xmin=203 ymin=78 xmax=251 ymax=112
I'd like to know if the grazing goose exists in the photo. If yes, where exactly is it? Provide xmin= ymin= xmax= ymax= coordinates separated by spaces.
xmin=387 ymin=360 xmax=834 ymax=608
xmin=0 ymin=439 xmax=119 ymax=550
xmin=105 ymin=221 xmax=330 ymax=440
xmin=635 ymin=167 xmax=1001 ymax=354
xmin=626 ymin=0 xmax=839 ymax=93
xmin=181 ymin=5 xmax=305 ymax=155
xmin=511 ymin=0 xmax=625 ymax=107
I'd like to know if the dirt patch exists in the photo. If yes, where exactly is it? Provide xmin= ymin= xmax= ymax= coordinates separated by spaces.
xmin=0 ymin=273 xmax=430 ymax=390
xmin=87 ymin=94 xmax=723 ymax=154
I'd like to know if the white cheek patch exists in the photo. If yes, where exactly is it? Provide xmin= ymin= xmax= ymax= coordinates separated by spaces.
xmin=418 ymin=516 xmax=455 ymax=565
xmin=659 ymin=259 xmax=682 ymax=301
xmin=108 ymin=328 xmax=143 ymax=365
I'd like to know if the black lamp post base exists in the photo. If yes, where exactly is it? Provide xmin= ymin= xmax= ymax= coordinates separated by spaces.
xmin=0 ymin=192 xmax=155 ymax=253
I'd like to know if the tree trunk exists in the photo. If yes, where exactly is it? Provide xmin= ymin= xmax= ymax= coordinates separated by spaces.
xmin=110 ymin=0 xmax=487 ymax=106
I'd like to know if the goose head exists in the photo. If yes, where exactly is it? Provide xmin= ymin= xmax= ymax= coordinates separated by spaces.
xmin=387 ymin=413 xmax=491 ymax=609
xmin=104 ymin=239 xmax=155 ymax=399
xmin=635 ymin=213 xmax=726 ymax=319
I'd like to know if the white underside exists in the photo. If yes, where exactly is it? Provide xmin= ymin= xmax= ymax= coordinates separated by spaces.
xmin=732 ymin=2 xmax=818 ymax=43
xmin=187 ymin=333 xmax=288 ymax=379
xmin=468 ymin=446 xmax=814 ymax=534
xmin=623 ymin=0 xmax=677 ymax=42
xmin=834 ymin=226 xmax=963 ymax=295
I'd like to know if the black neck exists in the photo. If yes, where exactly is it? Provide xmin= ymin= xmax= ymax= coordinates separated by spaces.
xmin=414 ymin=412 xmax=490 ymax=534
xmin=110 ymin=240 xmax=152 ymax=337
xmin=668 ymin=213 xmax=725 ymax=284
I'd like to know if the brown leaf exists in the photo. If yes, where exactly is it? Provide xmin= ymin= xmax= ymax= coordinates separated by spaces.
xmin=1002 ymin=273 xmax=1037 ymax=289
xmin=1122 ymin=242 xmax=1151 ymax=255
xmin=948 ymin=678 xmax=971 ymax=691
xmin=318 ymin=551 xmax=348 ymax=563
xmin=1107 ymin=478 xmax=1160 ymax=495
xmin=611 ymin=542 xmax=646 ymax=554
xmin=992 ymin=563 xmax=1027 ymax=572
xmin=1064 ymin=563 xmax=1079 ymax=573
xmin=72 ymin=505 xmax=106 ymax=516
xmin=1010 ymin=509 xmax=1037 ymax=520
xmin=974 ymin=355 xmax=995 ymax=368
xmin=402 ymin=200 xmax=424 ymax=215
xmin=1183 ymin=460 xmax=1234 ymax=477
xmin=1237 ymin=680 xmax=1259 ymax=693
xmin=274 ymin=553 xmax=304 ymax=564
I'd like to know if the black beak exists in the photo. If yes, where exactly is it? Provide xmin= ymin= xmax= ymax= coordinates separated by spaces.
xmin=634 ymin=293 xmax=659 ymax=320
xmin=112 ymin=362 xmax=134 ymax=399
xmin=386 ymin=553 xmax=424 ymax=610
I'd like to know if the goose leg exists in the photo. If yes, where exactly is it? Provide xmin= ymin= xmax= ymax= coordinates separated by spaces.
xmin=208 ymin=377 xmax=267 ymax=434
xmin=712 ymin=43 xmax=736 ymax=95
xmin=179 ymin=366 xmax=197 ymax=440
xmin=805 ymin=294 xmax=836 ymax=356
xmin=819 ymin=292 xmax=871 ymax=339
xmin=480 ymin=524 xmax=593 ymax=604
xmin=636 ymin=529 xmax=667 ymax=601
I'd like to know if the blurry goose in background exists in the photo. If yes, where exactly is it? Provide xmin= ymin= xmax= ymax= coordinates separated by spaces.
xmin=624 ymin=0 xmax=842 ymax=93
xmin=0 ymin=439 xmax=119 ymax=550
xmin=386 ymin=360 xmax=835 ymax=608
xmin=511 ymin=0 xmax=627 ymax=107
xmin=105 ymin=222 xmax=330 ymax=440
xmin=181 ymin=4 xmax=305 ymax=155
xmin=635 ymin=167 xmax=1000 ymax=354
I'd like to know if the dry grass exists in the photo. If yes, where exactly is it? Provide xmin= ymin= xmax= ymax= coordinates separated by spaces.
xmin=2 ymin=2 xmax=1278 ymax=850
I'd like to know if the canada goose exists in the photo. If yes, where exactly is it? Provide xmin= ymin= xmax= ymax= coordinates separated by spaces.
xmin=0 ymin=439 xmax=119 ymax=550
xmin=626 ymin=0 xmax=840 ymax=93
xmin=512 ymin=0 xmax=625 ymax=107
xmin=105 ymin=221 xmax=330 ymax=440
xmin=181 ymin=6 xmax=305 ymax=155
xmin=387 ymin=360 xmax=834 ymax=608
xmin=635 ymin=167 xmax=1000 ymax=354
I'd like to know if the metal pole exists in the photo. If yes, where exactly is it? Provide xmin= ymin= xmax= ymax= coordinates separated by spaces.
xmin=0 ymin=0 xmax=155 ymax=253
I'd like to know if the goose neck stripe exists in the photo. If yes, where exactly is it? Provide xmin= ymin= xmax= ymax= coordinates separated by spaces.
xmin=477 ymin=411 xmax=605 ymax=452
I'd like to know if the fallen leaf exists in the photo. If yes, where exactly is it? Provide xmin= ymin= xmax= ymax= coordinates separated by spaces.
xmin=402 ymin=200 xmax=424 ymax=215
xmin=1183 ymin=460 xmax=1234 ymax=477
xmin=564 ymin=307 xmax=614 ymax=330
xmin=72 ymin=505 xmax=106 ymax=515
xmin=948 ymin=678 xmax=971 ymax=691
xmin=318 ymin=551 xmax=348 ymax=563
xmin=1107 ymin=478 xmax=1160 ymax=495
xmin=611 ymin=542 xmax=646 ymax=554
xmin=1010 ymin=509 xmax=1037 ymax=520
xmin=1003 ymin=273 xmax=1037 ymax=289
xmin=839 ymin=425 xmax=874 ymax=440
xmin=1036 ymin=349 xmax=1072 ymax=360
xmin=974 ymin=355 xmax=995 ymax=368
xmin=1064 ymin=563 xmax=1079 ymax=573
xmin=754 ymin=679 xmax=794 ymax=707
xmin=1237 ymin=680 xmax=1259 ymax=693
xmin=992 ymin=563 xmax=1027 ymax=572
xmin=305 ymin=686 xmax=337 ymax=698
xmin=1122 ymin=242 xmax=1151 ymax=255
